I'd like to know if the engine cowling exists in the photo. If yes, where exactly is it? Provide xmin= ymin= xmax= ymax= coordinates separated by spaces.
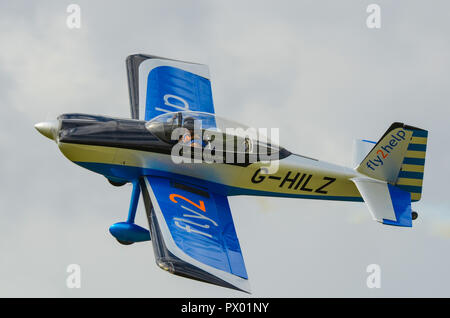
xmin=109 ymin=222 xmax=151 ymax=244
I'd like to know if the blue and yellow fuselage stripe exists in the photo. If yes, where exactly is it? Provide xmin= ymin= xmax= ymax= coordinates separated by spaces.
xmin=58 ymin=142 xmax=364 ymax=202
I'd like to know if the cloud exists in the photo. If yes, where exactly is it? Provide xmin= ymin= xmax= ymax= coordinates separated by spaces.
xmin=1 ymin=0 xmax=450 ymax=297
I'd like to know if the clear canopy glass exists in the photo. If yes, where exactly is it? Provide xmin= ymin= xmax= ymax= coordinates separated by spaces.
xmin=145 ymin=111 xmax=280 ymax=155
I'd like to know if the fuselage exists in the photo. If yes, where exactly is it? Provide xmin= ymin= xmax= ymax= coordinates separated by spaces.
xmin=49 ymin=113 xmax=363 ymax=202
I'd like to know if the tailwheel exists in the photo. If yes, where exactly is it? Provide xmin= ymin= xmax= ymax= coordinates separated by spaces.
xmin=412 ymin=211 xmax=418 ymax=220
xmin=116 ymin=239 xmax=134 ymax=245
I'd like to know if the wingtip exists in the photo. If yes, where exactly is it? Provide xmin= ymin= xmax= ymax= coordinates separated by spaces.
xmin=232 ymin=278 xmax=252 ymax=294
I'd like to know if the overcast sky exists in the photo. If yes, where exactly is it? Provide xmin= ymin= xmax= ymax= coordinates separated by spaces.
xmin=1 ymin=0 xmax=449 ymax=297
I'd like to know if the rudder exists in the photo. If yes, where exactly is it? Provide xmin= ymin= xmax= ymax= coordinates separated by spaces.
xmin=395 ymin=127 xmax=428 ymax=201
xmin=356 ymin=123 xmax=428 ymax=202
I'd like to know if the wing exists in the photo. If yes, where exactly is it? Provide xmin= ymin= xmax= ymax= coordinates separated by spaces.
xmin=126 ymin=54 xmax=215 ymax=121
xmin=139 ymin=175 xmax=250 ymax=293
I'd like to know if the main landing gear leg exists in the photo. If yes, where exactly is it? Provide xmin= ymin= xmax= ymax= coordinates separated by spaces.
xmin=116 ymin=180 xmax=141 ymax=245
xmin=109 ymin=179 xmax=150 ymax=245
xmin=127 ymin=180 xmax=141 ymax=224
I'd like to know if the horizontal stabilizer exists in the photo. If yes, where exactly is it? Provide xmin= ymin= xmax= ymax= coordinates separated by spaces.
xmin=352 ymin=139 xmax=376 ymax=168
xmin=352 ymin=177 xmax=412 ymax=227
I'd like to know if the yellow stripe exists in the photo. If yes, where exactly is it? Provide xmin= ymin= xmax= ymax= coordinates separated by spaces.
xmin=58 ymin=143 xmax=117 ymax=163
xmin=411 ymin=137 xmax=427 ymax=144
xmin=396 ymin=178 xmax=423 ymax=186
xmin=405 ymin=150 xmax=426 ymax=159
xmin=402 ymin=164 xmax=424 ymax=173
xmin=411 ymin=193 xmax=422 ymax=201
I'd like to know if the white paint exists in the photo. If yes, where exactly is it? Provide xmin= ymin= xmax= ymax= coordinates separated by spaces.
xmin=156 ymin=94 xmax=190 ymax=113
xmin=352 ymin=177 xmax=396 ymax=222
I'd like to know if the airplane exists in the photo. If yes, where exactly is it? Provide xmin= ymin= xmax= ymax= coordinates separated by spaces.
xmin=35 ymin=54 xmax=428 ymax=293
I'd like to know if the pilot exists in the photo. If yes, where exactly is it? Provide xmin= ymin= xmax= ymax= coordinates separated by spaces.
xmin=181 ymin=132 xmax=192 ymax=144
xmin=180 ymin=117 xmax=204 ymax=148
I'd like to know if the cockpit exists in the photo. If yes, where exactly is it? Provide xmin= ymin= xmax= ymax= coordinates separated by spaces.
xmin=145 ymin=111 xmax=282 ymax=160
xmin=55 ymin=112 xmax=291 ymax=165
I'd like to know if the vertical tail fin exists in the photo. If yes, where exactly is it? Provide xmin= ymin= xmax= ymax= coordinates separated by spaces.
xmin=356 ymin=123 xmax=428 ymax=202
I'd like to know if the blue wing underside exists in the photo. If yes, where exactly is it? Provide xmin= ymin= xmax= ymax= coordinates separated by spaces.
xmin=126 ymin=54 xmax=215 ymax=120
xmin=126 ymin=54 xmax=248 ymax=292
xmin=145 ymin=65 xmax=215 ymax=120
xmin=140 ymin=176 xmax=249 ymax=293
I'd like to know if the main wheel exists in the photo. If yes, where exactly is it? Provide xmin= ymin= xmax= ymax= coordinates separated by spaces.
xmin=116 ymin=239 xmax=134 ymax=245
xmin=412 ymin=211 xmax=418 ymax=220
xmin=108 ymin=179 xmax=127 ymax=187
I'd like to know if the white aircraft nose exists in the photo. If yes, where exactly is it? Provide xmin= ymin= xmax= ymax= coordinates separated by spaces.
xmin=35 ymin=120 xmax=58 ymax=141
